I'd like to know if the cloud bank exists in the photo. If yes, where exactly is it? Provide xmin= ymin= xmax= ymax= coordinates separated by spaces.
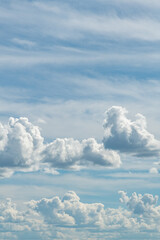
xmin=0 ymin=191 xmax=160 ymax=239
xmin=103 ymin=106 xmax=160 ymax=157
xmin=0 ymin=105 xmax=159 ymax=177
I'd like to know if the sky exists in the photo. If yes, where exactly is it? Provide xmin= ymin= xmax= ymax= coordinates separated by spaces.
xmin=1 ymin=0 xmax=160 ymax=239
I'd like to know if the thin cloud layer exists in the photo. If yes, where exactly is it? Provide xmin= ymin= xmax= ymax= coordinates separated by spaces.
xmin=103 ymin=106 xmax=160 ymax=157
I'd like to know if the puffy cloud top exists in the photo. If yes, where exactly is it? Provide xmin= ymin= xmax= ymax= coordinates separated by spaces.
xmin=0 ymin=117 xmax=44 ymax=177
xmin=28 ymin=191 xmax=105 ymax=227
xmin=0 ymin=116 xmax=121 ymax=177
xmin=103 ymin=106 xmax=160 ymax=157
xmin=119 ymin=191 xmax=159 ymax=216
xmin=0 ymin=105 xmax=159 ymax=178
xmin=1 ymin=191 xmax=160 ymax=239
xmin=0 ymin=198 xmax=24 ymax=223
xmin=43 ymin=138 xmax=121 ymax=170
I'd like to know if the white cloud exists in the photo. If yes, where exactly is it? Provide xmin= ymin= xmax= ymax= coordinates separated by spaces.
xmin=2 ymin=0 xmax=160 ymax=72
xmin=28 ymin=190 xmax=123 ymax=228
xmin=43 ymin=138 xmax=121 ymax=170
xmin=0 ymin=198 xmax=24 ymax=223
xmin=27 ymin=190 xmax=160 ymax=233
xmin=0 ymin=105 xmax=160 ymax=177
xmin=119 ymin=191 xmax=159 ymax=216
xmin=149 ymin=167 xmax=158 ymax=174
xmin=0 ymin=115 xmax=120 ymax=177
xmin=20 ymin=1 xmax=160 ymax=41
xmin=0 ymin=117 xmax=44 ymax=175
xmin=103 ymin=106 xmax=160 ymax=157
xmin=0 ymin=191 xmax=160 ymax=239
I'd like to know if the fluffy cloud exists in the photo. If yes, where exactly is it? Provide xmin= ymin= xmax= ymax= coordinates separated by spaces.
xmin=0 ymin=198 xmax=24 ymax=223
xmin=103 ymin=106 xmax=160 ymax=157
xmin=0 ymin=197 xmax=47 ymax=239
xmin=119 ymin=191 xmax=160 ymax=217
xmin=0 ymin=191 xmax=160 ymax=239
xmin=1 ymin=105 xmax=159 ymax=177
xmin=0 ymin=117 xmax=44 ymax=176
xmin=28 ymin=190 xmax=135 ymax=230
xmin=27 ymin=190 xmax=160 ymax=233
xmin=43 ymin=138 xmax=121 ymax=170
xmin=28 ymin=191 xmax=106 ymax=227
xmin=0 ymin=116 xmax=120 ymax=177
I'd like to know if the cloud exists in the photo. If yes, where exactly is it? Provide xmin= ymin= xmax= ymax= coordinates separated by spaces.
xmin=43 ymin=138 xmax=121 ymax=170
xmin=0 ymin=116 xmax=120 ymax=177
xmin=0 ymin=198 xmax=24 ymax=223
xmin=119 ymin=190 xmax=159 ymax=216
xmin=12 ymin=38 xmax=36 ymax=48
xmin=0 ymin=197 xmax=46 ymax=239
xmin=1 ymin=191 xmax=160 ymax=239
xmin=1 ymin=105 xmax=159 ymax=177
xmin=0 ymin=117 xmax=44 ymax=173
xmin=1 ymin=0 xmax=160 ymax=75
xmin=28 ymin=190 xmax=122 ymax=228
xmin=103 ymin=106 xmax=160 ymax=157
xmin=27 ymin=190 xmax=160 ymax=233
xmin=5 ymin=1 xmax=160 ymax=42
xmin=149 ymin=167 xmax=158 ymax=174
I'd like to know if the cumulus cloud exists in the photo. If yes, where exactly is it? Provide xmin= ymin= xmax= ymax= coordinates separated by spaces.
xmin=0 ymin=197 xmax=47 ymax=239
xmin=119 ymin=191 xmax=159 ymax=217
xmin=1 ymin=105 xmax=159 ymax=177
xmin=0 ymin=117 xmax=44 ymax=176
xmin=28 ymin=191 xmax=106 ymax=227
xmin=43 ymin=138 xmax=121 ymax=170
xmin=1 ymin=191 xmax=160 ymax=239
xmin=103 ymin=106 xmax=160 ymax=157
xmin=0 ymin=116 xmax=120 ymax=177
xmin=0 ymin=198 xmax=24 ymax=223
xmin=27 ymin=190 xmax=160 ymax=233
xmin=28 ymin=190 xmax=135 ymax=230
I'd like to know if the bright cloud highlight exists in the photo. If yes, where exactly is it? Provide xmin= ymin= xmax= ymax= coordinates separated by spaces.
xmin=0 ymin=191 xmax=160 ymax=239
xmin=103 ymin=106 xmax=160 ymax=157
xmin=0 ymin=114 xmax=121 ymax=177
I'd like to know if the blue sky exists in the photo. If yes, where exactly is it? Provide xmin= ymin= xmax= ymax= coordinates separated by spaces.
xmin=1 ymin=0 xmax=160 ymax=239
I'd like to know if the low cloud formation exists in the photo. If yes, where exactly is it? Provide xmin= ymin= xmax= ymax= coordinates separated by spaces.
xmin=0 ymin=117 xmax=44 ymax=177
xmin=28 ymin=191 xmax=106 ymax=227
xmin=0 ymin=198 xmax=24 ymax=223
xmin=43 ymin=138 xmax=121 ymax=170
xmin=0 ymin=191 xmax=160 ymax=239
xmin=0 ymin=105 xmax=159 ymax=177
xmin=119 ymin=191 xmax=159 ymax=216
xmin=0 ymin=116 xmax=120 ymax=177
xmin=28 ymin=190 xmax=160 ymax=229
xmin=103 ymin=106 xmax=160 ymax=157
xmin=28 ymin=190 xmax=137 ymax=229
